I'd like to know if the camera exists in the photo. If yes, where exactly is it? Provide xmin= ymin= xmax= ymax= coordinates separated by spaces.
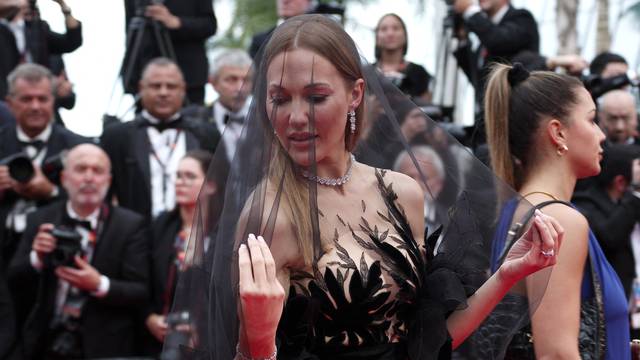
xmin=161 ymin=311 xmax=191 ymax=360
xmin=48 ymin=227 xmax=82 ymax=268
xmin=0 ymin=153 xmax=35 ymax=183
xmin=583 ymin=73 xmax=638 ymax=100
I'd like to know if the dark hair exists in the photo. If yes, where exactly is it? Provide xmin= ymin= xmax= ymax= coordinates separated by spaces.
xmin=141 ymin=57 xmax=184 ymax=82
xmin=484 ymin=63 xmax=584 ymax=189
xmin=598 ymin=144 xmax=640 ymax=186
xmin=374 ymin=13 xmax=408 ymax=61
xmin=184 ymin=149 xmax=213 ymax=175
xmin=589 ymin=52 xmax=628 ymax=76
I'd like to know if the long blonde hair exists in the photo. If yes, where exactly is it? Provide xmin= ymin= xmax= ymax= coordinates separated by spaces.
xmin=260 ymin=15 xmax=366 ymax=265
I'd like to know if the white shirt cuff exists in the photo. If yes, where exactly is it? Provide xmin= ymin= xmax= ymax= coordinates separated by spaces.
xmin=632 ymin=191 xmax=640 ymax=199
xmin=91 ymin=275 xmax=110 ymax=297
xmin=30 ymin=250 xmax=44 ymax=271
xmin=463 ymin=4 xmax=482 ymax=19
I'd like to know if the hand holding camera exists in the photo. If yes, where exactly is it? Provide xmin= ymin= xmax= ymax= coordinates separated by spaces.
xmin=33 ymin=223 xmax=102 ymax=291
xmin=33 ymin=223 xmax=57 ymax=263
xmin=13 ymin=163 xmax=56 ymax=200
xmin=55 ymin=256 xmax=101 ymax=292
xmin=145 ymin=313 xmax=168 ymax=342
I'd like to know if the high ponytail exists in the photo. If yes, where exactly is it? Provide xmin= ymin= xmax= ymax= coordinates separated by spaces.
xmin=485 ymin=64 xmax=517 ymax=188
xmin=484 ymin=63 xmax=584 ymax=190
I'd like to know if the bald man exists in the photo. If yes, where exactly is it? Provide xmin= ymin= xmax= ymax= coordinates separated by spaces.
xmin=8 ymin=143 xmax=150 ymax=359
xmin=599 ymin=90 xmax=639 ymax=144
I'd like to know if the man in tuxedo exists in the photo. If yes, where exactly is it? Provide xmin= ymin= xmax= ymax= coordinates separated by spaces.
xmin=453 ymin=0 xmax=539 ymax=103
xmin=101 ymin=58 xmax=220 ymax=221
xmin=182 ymin=49 xmax=252 ymax=163
xmin=8 ymin=143 xmax=149 ymax=359
xmin=123 ymin=0 xmax=217 ymax=105
xmin=0 ymin=63 xmax=87 ymax=264
xmin=248 ymin=0 xmax=312 ymax=61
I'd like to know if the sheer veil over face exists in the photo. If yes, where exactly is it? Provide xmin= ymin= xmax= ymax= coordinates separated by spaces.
xmin=165 ymin=14 xmax=549 ymax=360
xmin=266 ymin=48 xmax=363 ymax=168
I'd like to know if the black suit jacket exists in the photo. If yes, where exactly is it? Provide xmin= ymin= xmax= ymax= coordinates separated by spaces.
xmin=8 ymin=201 xmax=149 ymax=359
xmin=0 ymin=253 xmax=20 ymax=360
xmin=25 ymin=19 xmax=83 ymax=68
xmin=573 ymin=187 xmax=640 ymax=296
xmin=0 ymin=124 xmax=88 ymax=263
xmin=455 ymin=6 xmax=539 ymax=100
xmin=123 ymin=0 xmax=216 ymax=92
xmin=248 ymin=26 xmax=275 ymax=64
xmin=100 ymin=115 xmax=220 ymax=220
xmin=0 ymin=24 xmax=20 ymax=99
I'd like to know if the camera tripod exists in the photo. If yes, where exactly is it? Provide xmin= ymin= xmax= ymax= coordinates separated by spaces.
xmin=119 ymin=0 xmax=177 ymax=95
xmin=432 ymin=3 xmax=460 ymax=124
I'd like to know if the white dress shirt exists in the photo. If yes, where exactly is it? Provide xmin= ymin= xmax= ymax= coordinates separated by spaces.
xmin=213 ymin=100 xmax=249 ymax=162
xmin=142 ymin=110 xmax=186 ymax=218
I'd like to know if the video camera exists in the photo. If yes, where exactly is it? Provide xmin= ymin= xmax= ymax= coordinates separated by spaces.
xmin=583 ymin=73 xmax=638 ymax=100
xmin=47 ymin=226 xmax=82 ymax=268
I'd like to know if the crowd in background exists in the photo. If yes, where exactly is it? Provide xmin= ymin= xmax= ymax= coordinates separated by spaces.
xmin=0 ymin=0 xmax=639 ymax=358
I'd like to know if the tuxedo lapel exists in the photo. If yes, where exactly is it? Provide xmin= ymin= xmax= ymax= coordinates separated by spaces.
xmin=132 ymin=119 xmax=152 ymax=192
xmin=0 ymin=126 xmax=22 ymax=157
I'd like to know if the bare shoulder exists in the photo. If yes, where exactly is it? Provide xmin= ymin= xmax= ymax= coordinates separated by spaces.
xmin=537 ymin=202 xmax=589 ymax=255
xmin=359 ymin=165 xmax=425 ymax=238
xmin=377 ymin=168 xmax=425 ymax=207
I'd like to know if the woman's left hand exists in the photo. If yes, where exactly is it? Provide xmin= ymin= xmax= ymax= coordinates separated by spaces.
xmin=499 ymin=210 xmax=564 ymax=285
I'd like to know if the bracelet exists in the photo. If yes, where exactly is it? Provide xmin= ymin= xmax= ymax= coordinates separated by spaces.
xmin=235 ymin=344 xmax=277 ymax=360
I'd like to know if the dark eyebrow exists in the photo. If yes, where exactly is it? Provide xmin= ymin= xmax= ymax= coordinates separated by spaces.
xmin=304 ymin=82 xmax=331 ymax=89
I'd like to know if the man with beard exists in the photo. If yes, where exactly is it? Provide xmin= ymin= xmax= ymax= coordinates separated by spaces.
xmin=8 ymin=143 xmax=149 ymax=359
xmin=0 ymin=63 xmax=87 ymax=265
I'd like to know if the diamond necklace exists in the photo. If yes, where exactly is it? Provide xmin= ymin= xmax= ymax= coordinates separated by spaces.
xmin=301 ymin=153 xmax=356 ymax=186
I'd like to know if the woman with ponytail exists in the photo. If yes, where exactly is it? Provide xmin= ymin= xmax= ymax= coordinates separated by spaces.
xmin=485 ymin=63 xmax=629 ymax=359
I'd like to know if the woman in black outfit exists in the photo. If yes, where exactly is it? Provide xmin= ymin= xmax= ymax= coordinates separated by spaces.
xmin=374 ymin=13 xmax=432 ymax=102
xmin=143 ymin=149 xmax=223 ymax=356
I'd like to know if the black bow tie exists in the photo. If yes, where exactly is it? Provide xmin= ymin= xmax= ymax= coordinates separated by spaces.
xmin=62 ymin=213 xmax=93 ymax=231
xmin=19 ymin=140 xmax=45 ymax=151
xmin=144 ymin=118 xmax=183 ymax=132
xmin=223 ymin=113 xmax=244 ymax=125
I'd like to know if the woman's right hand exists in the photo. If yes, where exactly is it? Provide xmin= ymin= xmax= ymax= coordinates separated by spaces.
xmin=238 ymin=233 xmax=285 ymax=358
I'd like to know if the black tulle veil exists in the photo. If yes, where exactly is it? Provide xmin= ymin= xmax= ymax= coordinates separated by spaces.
xmin=164 ymin=14 xmax=549 ymax=360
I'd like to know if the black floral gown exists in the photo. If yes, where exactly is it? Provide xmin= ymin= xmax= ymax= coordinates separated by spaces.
xmin=277 ymin=170 xmax=478 ymax=360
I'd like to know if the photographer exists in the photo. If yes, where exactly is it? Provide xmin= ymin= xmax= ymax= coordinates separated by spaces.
xmin=0 ymin=63 xmax=87 ymax=265
xmin=573 ymin=144 xmax=640 ymax=297
xmin=0 ymin=0 xmax=82 ymax=98
xmin=123 ymin=0 xmax=217 ymax=105
xmin=452 ymin=0 xmax=539 ymax=105
xmin=8 ymin=143 xmax=149 ymax=359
